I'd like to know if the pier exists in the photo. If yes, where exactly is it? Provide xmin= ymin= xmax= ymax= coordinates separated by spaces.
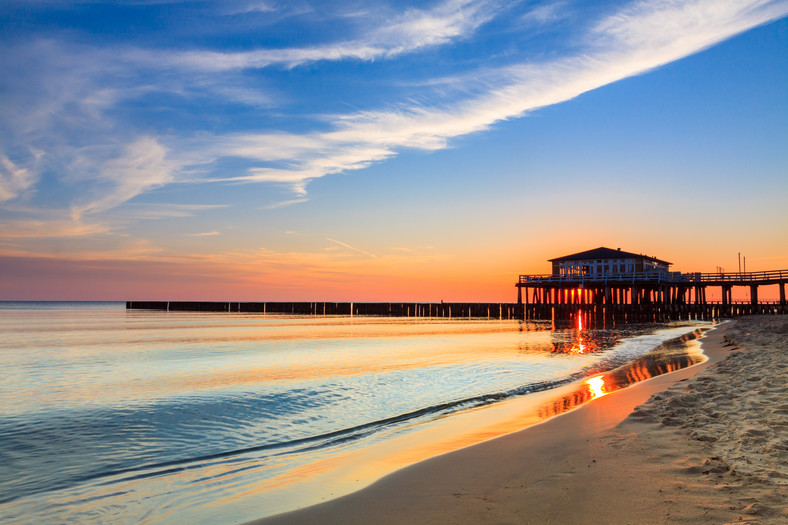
xmin=516 ymin=269 xmax=788 ymax=322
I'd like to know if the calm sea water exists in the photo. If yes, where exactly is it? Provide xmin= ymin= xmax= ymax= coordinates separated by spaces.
xmin=0 ymin=302 xmax=709 ymax=523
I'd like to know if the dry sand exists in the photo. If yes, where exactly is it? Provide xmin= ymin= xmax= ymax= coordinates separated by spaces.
xmin=256 ymin=316 xmax=787 ymax=524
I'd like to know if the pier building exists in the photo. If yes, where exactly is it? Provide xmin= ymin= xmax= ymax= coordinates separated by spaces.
xmin=549 ymin=247 xmax=671 ymax=278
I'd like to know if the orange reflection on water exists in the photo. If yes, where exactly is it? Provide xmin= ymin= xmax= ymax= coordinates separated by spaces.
xmin=569 ymin=313 xmax=587 ymax=354
xmin=554 ymin=310 xmax=600 ymax=355
xmin=586 ymin=375 xmax=607 ymax=399
xmin=539 ymin=330 xmax=706 ymax=420
xmin=567 ymin=341 xmax=587 ymax=355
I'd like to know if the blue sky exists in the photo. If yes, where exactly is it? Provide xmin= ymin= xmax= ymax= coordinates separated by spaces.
xmin=1 ymin=0 xmax=787 ymax=300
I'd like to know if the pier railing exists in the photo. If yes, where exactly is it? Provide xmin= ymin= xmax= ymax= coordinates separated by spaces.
xmin=519 ymin=269 xmax=788 ymax=285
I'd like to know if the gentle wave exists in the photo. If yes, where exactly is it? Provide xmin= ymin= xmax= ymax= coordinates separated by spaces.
xmin=0 ymin=305 xmax=709 ymax=523
xmin=1 ymin=327 xmax=702 ymax=507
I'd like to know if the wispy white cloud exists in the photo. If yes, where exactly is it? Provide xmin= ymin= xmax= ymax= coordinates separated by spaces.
xmin=520 ymin=1 xmax=570 ymax=25
xmin=326 ymin=237 xmax=379 ymax=259
xmin=154 ymin=0 xmax=502 ymax=71
xmin=224 ymin=1 xmax=278 ymax=15
xmin=209 ymin=85 xmax=274 ymax=108
xmin=0 ymin=218 xmax=112 ymax=239
xmin=2 ymin=0 xmax=786 ymax=232
xmin=119 ymin=203 xmax=230 ymax=220
xmin=70 ymin=136 xmax=179 ymax=220
xmin=0 ymin=155 xmax=38 ymax=202
xmin=187 ymin=231 xmax=221 ymax=236
xmin=212 ymin=0 xmax=788 ymax=192
xmin=262 ymin=197 xmax=310 ymax=209
xmin=0 ymin=237 xmax=163 ymax=261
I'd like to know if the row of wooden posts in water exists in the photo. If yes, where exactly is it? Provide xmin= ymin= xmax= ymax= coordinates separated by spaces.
xmin=125 ymin=301 xmax=524 ymax=319
xmin=126 ymin=299 xmax=786 ymax=322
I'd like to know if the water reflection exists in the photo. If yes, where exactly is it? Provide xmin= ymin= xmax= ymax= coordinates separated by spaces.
xmin=538 ymin=329 xmax=705 ymax=419
xmin=0 ymin=307 xmax=710 ymax=524
xmin=225 ymin=326 xmax=709 ymax=523
xmin=586 ymin=376 xmax=607 ymax=399
xmin=550 ymin=311 xmax=609 ymax=355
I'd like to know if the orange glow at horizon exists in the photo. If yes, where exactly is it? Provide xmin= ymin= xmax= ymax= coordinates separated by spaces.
xmin=3 ymin=241 xmax=787 ymax=302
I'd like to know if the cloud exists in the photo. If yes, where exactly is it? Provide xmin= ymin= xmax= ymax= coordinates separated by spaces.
xmin=223 ymin=1 xmax=278 ymax=15
xmin=262 ymin=197 xmax=310 ymax=209
xmin=119 ymin=203 xmax=229 ymax=220
xmin=70 ymin=136 xmax=178 ymax=220
xmin=520 ymin=2 xmax=570 ymax=25
xmin=208 ymin=0 xmax=788 ymax=192
xmin=0 ymin=219 xmax=112 ymax=239
xmin=3 ymin=0 xmax=786 ymax=225
xmin=0 ymin=155 xmax=37 ymax=202
xmin=0 ymin=237 xmax=164 ymax=263
xmin=187 ymin=231 xmax=221 ymax=236
xmin=326 ymin=237 xmax=379 ymax=259
xmin=154 ymin=0 xmax=501 ymax=71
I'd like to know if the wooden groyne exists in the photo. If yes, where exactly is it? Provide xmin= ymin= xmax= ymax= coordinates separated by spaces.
xmin=126 ymin=301 xmax=525 ymax=319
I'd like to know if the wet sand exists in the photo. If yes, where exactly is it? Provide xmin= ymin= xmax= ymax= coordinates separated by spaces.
xmin=255 ymin=316 xmax=787 ymax=524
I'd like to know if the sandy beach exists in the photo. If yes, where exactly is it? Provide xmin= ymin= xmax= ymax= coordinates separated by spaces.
xmin=257 ymin=315 xmax=788 ymax=524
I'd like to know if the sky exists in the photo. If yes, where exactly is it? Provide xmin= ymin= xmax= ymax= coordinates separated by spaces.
xmin=1 ymin=0 xmax=786 ymax=302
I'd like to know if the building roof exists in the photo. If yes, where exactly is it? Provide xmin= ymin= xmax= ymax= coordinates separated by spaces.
xmin=548 ymin=247 xmax=672 ymax=266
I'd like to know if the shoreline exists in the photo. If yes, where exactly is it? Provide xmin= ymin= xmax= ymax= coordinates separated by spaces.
xmin=255 ymin=316 xmax=788 ymax=524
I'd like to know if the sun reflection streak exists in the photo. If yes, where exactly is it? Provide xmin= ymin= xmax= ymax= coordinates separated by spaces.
xmin=568 ymin=310 xmax=586 ymax=354
xmin=585 ymin=375 xmax=607 ymax=399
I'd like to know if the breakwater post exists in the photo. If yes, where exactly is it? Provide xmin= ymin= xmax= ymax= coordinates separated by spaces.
xmin=125 ymin=301 xmax=525 ymax=320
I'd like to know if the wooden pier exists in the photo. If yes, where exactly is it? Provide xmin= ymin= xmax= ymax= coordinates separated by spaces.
xmin=516 ymin=269 xmax=788 ymax=322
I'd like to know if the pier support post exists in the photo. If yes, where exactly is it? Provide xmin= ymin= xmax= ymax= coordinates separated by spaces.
xmin=750 ymin=284 xmax=758 ymax=306
xmin=722 ymin=285 xmax=730 ymax=307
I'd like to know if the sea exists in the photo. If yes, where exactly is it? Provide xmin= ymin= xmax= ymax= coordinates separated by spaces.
xmin=0 ymin=301 xmax=711 ymax=524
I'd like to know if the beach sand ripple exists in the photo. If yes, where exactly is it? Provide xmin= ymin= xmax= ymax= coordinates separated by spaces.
xmin=625 ymin=316 xmax=788 ymax=523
